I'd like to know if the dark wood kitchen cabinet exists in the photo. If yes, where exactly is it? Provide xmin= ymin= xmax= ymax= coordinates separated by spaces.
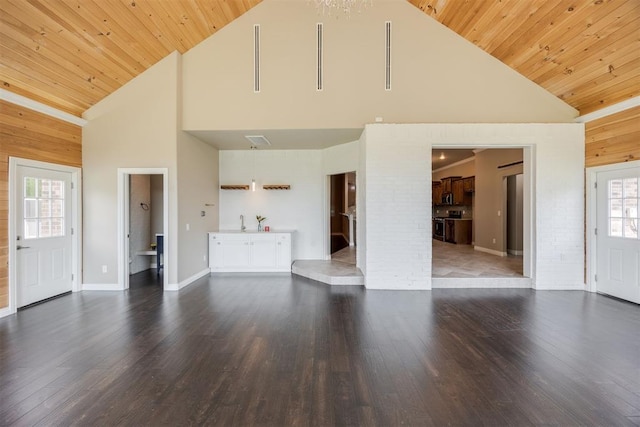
xmin=445 ymin=220 xmax=472 ymax=244
xmin=452 ymin=179 xmax=471 ymax=205
xmin=440 ymin=176 xmax=461 ymax=194
xmin=463 ymin=176 xmax=475 ymax=193
xmin=432 ymin=181 xmax=442 ymax=205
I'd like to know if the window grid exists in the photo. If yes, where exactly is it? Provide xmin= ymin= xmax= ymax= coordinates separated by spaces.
xmin=23 ymin=177 xmax=65 ymax=239
xmin=608 ymin=177 xmax=638 ymax=239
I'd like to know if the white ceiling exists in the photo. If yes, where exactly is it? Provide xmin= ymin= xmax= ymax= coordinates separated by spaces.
xmin=187 ymin=128 xmax=364 ymax=150
xmin=432 ymin=149 xmax=476 ymax=169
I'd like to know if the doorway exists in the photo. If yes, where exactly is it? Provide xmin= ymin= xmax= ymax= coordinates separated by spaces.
xmin=431 ymin=148 xmax=526 ymax=281
xmin=8 ymin=157 xmax=81 ymax=314
xmin=329 ymin=172 xmax=356 ymax=264
xmin=128 ymin=174 xmax=164 ymax=283
xmin=118 ymin=168 xmax=168 ymax=290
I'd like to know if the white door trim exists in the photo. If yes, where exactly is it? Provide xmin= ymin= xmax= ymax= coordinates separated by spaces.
xmin=117 ymin=168 xmax=169 ymax=290
xmin=5 ymin=157 xmax=82 ymax=318
xmin=586 ymin=160 xmax=640 ymax=293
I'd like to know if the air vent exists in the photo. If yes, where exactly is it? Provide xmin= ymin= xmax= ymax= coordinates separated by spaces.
xmin=385 ymin=21 xmax=392 ymax=91
xmin=245 ymin=135 xmax=271 ymax=147
xmin=317 ymin=23 xmax=323 ymax=91
xmin=253 ymin=24 xmax=260 ymax=93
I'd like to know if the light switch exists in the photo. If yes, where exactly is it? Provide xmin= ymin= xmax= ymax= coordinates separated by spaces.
xmin=186 ymin=223 xmax=190 ymax=231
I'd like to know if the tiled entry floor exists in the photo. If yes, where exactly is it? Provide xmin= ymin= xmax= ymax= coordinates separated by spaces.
xmin=432 ymin=239 xmax=523 ymax=278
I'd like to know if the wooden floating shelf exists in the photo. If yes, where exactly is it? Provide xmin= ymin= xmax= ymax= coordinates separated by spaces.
xmin=220 ymin=185 xmax=250 ymax=190
xmin=263 ymin=185 xmax=291 ymax=190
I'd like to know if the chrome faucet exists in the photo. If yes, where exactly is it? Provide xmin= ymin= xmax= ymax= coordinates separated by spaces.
xmin=240 ymin=214 xmax=246 ymax=232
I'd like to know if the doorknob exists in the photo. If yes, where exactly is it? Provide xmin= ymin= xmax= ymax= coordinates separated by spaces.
xmin=17 ymin=245 xmax=31 ymax=250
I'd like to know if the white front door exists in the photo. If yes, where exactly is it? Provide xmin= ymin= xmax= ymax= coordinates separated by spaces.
xmin=596 ymin=167 xmax=640 ymax=304
xmin=15 ymin=165 xmax=73 ymax=307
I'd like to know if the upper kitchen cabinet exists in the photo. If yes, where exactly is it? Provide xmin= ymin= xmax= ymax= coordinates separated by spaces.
xmin=441 ymin=176 xmax=461 ymax=194
xmin=432 ymin=181 xmax=443 ymax=205
xmin=463 ymin=176 xmax=475 ymax=193
xmin=452 ymin=178 xmax=472 ymax=206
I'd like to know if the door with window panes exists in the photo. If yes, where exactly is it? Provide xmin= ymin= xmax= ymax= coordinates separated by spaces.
xmin=596 ymin=167 xmax=640 ymax=304
xmin=16 ymin=165 xmax=72 ymax=307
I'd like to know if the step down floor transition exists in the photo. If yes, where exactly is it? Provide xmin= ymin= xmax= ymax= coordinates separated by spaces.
xmin=292 ymin=260 xmax=364 ymax=286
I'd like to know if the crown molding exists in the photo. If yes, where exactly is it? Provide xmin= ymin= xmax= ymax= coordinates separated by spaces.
xmin=574 ymin=96 xmax=640 ymax=123
xmin=432 ymin=155 xmax=475 ymax=174
xmin=0 ymin=89 xmax=87 ymax=127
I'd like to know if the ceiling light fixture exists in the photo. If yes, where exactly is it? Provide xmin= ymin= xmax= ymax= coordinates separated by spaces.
xmin=312 ymin=0 xmax=372 ymax=17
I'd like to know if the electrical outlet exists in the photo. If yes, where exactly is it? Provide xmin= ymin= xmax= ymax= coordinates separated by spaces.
xmin=497 ymin=210 xmax=501 ymax=217
xmin=203 ymin=254 xmax=207 ymax=262
xmin=186 ymin=223 xmax=190 ymax=231
xmin=102 ymin=265 xmax=107 ymax=273
xmin=492 ymin=238 xmax=496 ymax=244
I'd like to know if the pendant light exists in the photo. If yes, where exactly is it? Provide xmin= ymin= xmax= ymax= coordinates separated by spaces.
xmin=251 ymin=145 xmax=257 ymax=191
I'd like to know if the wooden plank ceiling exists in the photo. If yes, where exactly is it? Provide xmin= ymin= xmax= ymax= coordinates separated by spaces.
xmin=0 ymin=0 xmax=638 ymax=118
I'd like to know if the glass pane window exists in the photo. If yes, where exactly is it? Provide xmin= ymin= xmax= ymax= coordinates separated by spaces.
xmin=23 ymin=177 xmax=65 ymax=239
xmin=609 ymin=177 xmax=640 ymax=239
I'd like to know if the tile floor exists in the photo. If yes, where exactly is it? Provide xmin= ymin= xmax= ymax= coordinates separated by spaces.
xmin=293 ymin=241 xmax=522 ymax=285
xmin=432 ymin=239 xmax=523 ymax=278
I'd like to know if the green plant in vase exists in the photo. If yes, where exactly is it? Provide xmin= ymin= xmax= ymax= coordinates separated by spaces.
xmin=256 ymin=215 xmax=267 ymax=231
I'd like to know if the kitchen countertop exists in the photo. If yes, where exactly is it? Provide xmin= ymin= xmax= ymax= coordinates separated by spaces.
xmin=212 ymin=230 xmax=296 ymax=234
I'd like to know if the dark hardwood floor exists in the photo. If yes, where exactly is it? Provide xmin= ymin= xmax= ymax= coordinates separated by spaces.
xmin=1 ymin=271 xmax=639 ymax=426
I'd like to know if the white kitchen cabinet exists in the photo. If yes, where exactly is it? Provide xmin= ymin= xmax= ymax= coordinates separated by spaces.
xmin=208 ymin=231 xmax=293 ymax=272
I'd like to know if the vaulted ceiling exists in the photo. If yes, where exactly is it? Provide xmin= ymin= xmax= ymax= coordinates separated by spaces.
xmin=1 ymin=0 xmax=638 ymax=118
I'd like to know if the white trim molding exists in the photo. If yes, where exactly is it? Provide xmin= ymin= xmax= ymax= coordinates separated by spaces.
xmin=585 ymin=160 xmax=640 ymax=293
xmin=7 ymin=157 xmax=82 ymax=317
xmin=0 ymin=88 xmax=88 ymax=127
xmin=165 ymin=268 xmax=210 ymax=291
xmin=117 ymin=168 xmax=169 ymax=291
xmin=432 ymin=277 xmax=532 ymax=289
xmin=574 ymin=96 xmax=640 ymax=123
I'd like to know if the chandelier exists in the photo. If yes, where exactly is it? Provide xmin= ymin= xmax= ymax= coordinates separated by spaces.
xmin=312 ymin=0 xmax=372 ymax=17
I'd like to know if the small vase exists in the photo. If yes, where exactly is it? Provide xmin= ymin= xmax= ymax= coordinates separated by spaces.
xmin=258 ymin=223 xmax=263 ymax=232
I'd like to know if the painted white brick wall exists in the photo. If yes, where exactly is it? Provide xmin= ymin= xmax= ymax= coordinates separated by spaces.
xmin=362 ymin=123 xmax=585 ymax=290
xmin=364 ymin=127 xmax=431 ymax=289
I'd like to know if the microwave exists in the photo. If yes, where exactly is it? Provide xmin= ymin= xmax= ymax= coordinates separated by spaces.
xmin=441 ymin=193 xmax=453 ymax=205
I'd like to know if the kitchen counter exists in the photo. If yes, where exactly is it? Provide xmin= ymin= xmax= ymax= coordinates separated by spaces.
xmin=215 ymin=229 xmax=296 ymax=234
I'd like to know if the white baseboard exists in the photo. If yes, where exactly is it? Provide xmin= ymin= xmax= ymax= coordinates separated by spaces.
xmin=0 ymin=307 xmax=14 ymax=319
xmin=474 ymin=246 xmax=507 ymax=257
xmin=82 ymin=283 xmax=123 ymax=291
xmin=508 ymin=249 xmax=524 ymax=256
xmin=432 ymin=277 xmax=532 ymax=289
xmin=533 ymin=283 xmax=586 ymax=291
xmin=165 ymin=268 xmax=210 ymax=291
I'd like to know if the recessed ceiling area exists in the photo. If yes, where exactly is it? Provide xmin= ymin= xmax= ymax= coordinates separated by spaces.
xmin=187 ymin=128 xmax=364 ymax=150
xmin=432 ymin=149 xmax=475 ymax=170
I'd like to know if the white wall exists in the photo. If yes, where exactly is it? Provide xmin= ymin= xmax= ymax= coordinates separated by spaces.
xmin=362 ymin=123 xmax=585 ymax=290
xmin=129 ymin=174 xmax=151 ymax=274
xmin=362 ymin=126 xmax=432 ymax=289
xmin=177 ymin=132 xmax=219 ymax=282
xmin=82 ymin=52 xmax=180 ymax=286
xmin=219 ymin=150 xmax=324 ymax=259
xmin=182 ymin=0 xmax=577 ymax=133
xmin=150 ymin=174 xmax=164 ymax=236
